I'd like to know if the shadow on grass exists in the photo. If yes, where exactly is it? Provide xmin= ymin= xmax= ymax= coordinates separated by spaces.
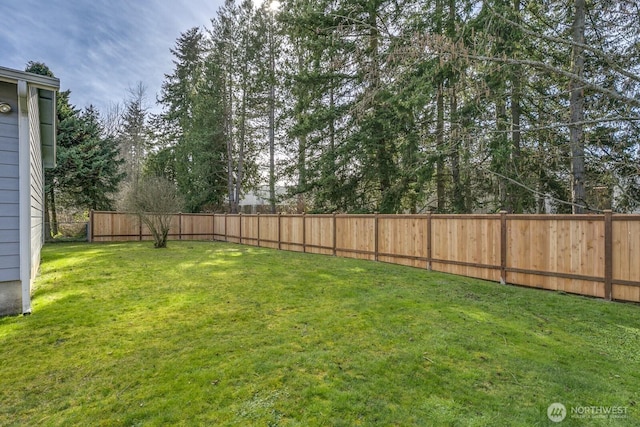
xmin=1 ymin=241 xmax=639 ymax=426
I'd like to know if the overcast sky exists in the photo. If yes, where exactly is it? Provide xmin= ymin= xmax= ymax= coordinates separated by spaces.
xmin=0 ymin=0 xmax=224 ymax=114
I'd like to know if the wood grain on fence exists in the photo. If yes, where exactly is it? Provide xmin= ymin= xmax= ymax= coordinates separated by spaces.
xmin=89 ymin=210 xmax=640 ymax=303
xmin=304 ymin=215 xmax=333 ymax=255
xmin=431 ymin=215 xmax=501 ymax=282
xmin=336 ymin=215 xmax=376 ymax=261
xmin=181 ymin=213 xmax=215 ymax=241
xmin=280 ymin=215 xmax=304 ymax=252
xmin=612 ymin=215 xmax=640 ymax=302
xmin=506 ymin=216 xmax=605 ymax=298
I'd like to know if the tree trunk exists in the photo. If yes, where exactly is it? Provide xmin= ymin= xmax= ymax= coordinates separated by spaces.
xmin=569 ymin=0 xmax=586 ymax=213
xmin=435 ymin=0 xmax=445 ymax=212
xmin=496 ymin=97 xmax=508 ymax=210
xmin=294 ymin=44 xmax=308 ymax=214
xmin=268 ymin=20 xmax=276 ymax=214
xmin=510 ymin=0 xmax=522 ymax=213
xmin=510 ymin=67 xmax=522 ymax=212
xmin=226 ymin=50 xmax=235 ymax=213
xmin=234 ymin=74 xmax=248 ymax=215
xmin=49 ymin=187 xmax=59 ymax=236
xmin=297 ymin=132 xmax=307 ymax=213
xmin=44 ymin=189 xmax=51 ymax=240
xmin=368 ymin=8 xmax=393 ymax=213
xmin=450 ymin=86 xmax=463 ymax=212
xmin=448 ymin=0 xmax=462 ymax=213
xmin=436 ymin=83 xmax=445 ymax=212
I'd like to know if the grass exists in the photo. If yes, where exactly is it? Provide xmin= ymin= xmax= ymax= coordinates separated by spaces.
xmin=1 ymin=241 xmax=638 ymax=426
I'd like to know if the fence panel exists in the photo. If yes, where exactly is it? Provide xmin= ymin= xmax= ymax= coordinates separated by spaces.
xmin=305 ymin=215 xmax=333 ymax=255
xmin=612 ymin=216 xmax=640 ymax=302
xmin=241 ymin=215 xmax=259 ymax=245
xmin=431 ymin=216 xmax=501 ymax=282
xmin=181 ymin=214 xmax=214 ymax=241
xmin=213 ymin=215 xmax=226 ymax=240
xmin=335 ymin=215 xmax=375 ymax=261
xmin=507 ymin=216 xmax=605 ymax=298
xmin=378 ymin=216 xmax=428 ymax=268
xmin=226 ymin=215 xmax=241 ymax=243
xmin=257 ymin=215 xmax=279 ymax=249
xmin=280 ymin=215 xmax=304 ymax=252
xmin=92 ymin=212 xmax=139 ymax=242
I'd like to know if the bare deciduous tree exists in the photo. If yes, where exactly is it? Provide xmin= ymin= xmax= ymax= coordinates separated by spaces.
xmin=121 ymin=177 xmax=184 ymax=248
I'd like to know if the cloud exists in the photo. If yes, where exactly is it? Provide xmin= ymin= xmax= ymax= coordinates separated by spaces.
xmin=0 ymin=0 xmax=223 ymax=113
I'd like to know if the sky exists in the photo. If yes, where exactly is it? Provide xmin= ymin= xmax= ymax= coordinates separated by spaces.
xmin=0 ymin=0 xmax=225 ymax=114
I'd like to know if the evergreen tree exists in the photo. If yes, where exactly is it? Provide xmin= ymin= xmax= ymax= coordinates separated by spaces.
xmin=55 ymin=105 xmax=125 ymax=210
xmin=210 ymin=0 xmax=266 ymax=213
xmin=26 ymin=62 xmax=124 ymax=238
xmin=145 ymin=0 xmax=640 ymax=214
xmin=176 ymin=55 xmax=228 ymax=211
xmin=156 ymin=26 xmax=229 ymax=212
xmin=157 ymin=27 xmax=204 ymax=145
xmin=118 ymin=83 xmax=151 ymax=185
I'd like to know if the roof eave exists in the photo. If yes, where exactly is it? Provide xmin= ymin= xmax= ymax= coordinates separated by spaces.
xmin=0 ymin=65 xmax=60 ymax=91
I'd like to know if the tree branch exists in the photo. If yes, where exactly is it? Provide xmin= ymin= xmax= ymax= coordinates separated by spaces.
xmin=460 ymin=53 xmax=640 ymax=107
xmin=487 ymin=4 xmax=640 ymax=85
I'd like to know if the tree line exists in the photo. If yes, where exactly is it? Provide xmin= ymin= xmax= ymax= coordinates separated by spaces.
xmin=34 ymin=0 xmax=640 ymax=228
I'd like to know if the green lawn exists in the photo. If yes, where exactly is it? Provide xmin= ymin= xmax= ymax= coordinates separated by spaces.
xmin=1 ymin=242 xmax=638 ymax=426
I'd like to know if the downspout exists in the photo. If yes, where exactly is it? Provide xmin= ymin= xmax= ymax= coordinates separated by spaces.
xmin=17 ymin=80 xmax=31 ymax=314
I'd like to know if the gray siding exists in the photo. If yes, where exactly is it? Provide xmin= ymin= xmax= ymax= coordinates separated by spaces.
xmin=0 ymin=82 xmax=19 ymax=283
xmin=28 ymin=86 xmax=44 ymax=279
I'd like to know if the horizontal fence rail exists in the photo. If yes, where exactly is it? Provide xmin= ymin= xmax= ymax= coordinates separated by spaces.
xmin=89 ymin=210 xmax=640 ymax=303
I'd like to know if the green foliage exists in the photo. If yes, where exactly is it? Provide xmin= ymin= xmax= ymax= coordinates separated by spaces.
xmin=144 ymin=147 xmax=177 ymax=182
xmin=1 ymin=241 xmax=639 ymax=425
xmin=26 ymin=62 xmax=124 ymax=226
xmin=54 ymin=105 xmax=125 ymax=210
xmin=45 ymin=90 xmax=125 ymax=213
xmin=85 ymin=0 xmax=640 ymax=215
xmin=118 ymin=84 xmax=151 ymax=185
xmin=25 ymin=61 xmax=55 ymax=77
xmin=155 ymin=27 xmax=228 ymax=212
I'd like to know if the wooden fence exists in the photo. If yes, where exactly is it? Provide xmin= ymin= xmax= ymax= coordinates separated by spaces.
xmin=89 ymin=211 xmax=640 ymax=303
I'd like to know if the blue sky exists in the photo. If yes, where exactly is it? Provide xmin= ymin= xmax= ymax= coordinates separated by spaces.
xmin=0 ymin=0 xmax=224 ymax=113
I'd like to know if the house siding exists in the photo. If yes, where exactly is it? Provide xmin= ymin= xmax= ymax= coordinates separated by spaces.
xmin=0 ymin=81 xmax=21 ymax=314
xmin=28 ymin=86 xmax=44 ymax=280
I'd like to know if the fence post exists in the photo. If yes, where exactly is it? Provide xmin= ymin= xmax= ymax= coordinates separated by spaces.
xmin=257 ymin=213 xmax=261 ymax=247
xmin=88 ymin=210 xmax=94 ymax=242
xmin=500 ymin=211 xmax=508 ymax=285
xmin=374 ymin=213 xmax=379 ymax=261
xmin=278 ymin=212 xmax=282 ymax=250
xmin=178 ymin=213 xmax=183 ymax=240
xmin=224 ymin=213 xmax=228 ymax=242
xmin=302 ymin=212 xmax=306 ymax=253
xmin=333 ymin=213 xmax=337 ymax=256
xmin=427 ymin=211 xmax=432 ymax=271
xmin=604 ymin=210 xmax=613 ymax=301
xmin=239 ymin=213 xmax=242 ymax=245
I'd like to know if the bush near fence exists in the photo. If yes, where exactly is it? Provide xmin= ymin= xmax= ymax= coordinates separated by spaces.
xmin=89 ymin=211 xmax=640 ymax=303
